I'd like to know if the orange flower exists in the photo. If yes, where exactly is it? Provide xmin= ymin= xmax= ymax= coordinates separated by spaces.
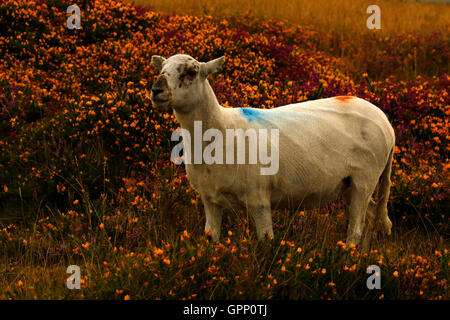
xmin=154 ymin=248 xmax=164 ymax=257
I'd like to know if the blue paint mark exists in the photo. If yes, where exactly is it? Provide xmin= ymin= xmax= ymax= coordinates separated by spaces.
xmin=239 ymin=108 xmax=266 ymax=123
xmin=238 ymin=106 xmax=304 ymax=127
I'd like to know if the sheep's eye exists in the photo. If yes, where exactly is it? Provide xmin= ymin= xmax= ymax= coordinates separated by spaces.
xmin=186 ymin=70 xmax=197 ymax=77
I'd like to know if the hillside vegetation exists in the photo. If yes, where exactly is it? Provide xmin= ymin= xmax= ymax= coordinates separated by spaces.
xmin=131 ymin=0 xmax=450 ymax=80
xmin=0 ymin=0 xmax=448 ymax=299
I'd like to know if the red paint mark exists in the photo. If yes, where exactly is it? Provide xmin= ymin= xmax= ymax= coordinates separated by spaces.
xmin=335 ymin=96 xmax=354 ymax=102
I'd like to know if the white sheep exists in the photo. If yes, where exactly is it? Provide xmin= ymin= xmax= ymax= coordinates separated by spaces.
xmin=150 ymin=54 xmax=395 ymax=245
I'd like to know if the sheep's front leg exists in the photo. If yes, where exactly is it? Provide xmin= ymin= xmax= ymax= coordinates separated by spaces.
xmin=203 ymin=201 xmax=223 ymax=241
xmin=249 ymin=200 xmax=274 ymax=240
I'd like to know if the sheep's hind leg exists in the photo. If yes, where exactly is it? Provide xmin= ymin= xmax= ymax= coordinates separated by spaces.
xmin=361 ymin=199 xmax=377 ymax=251
xmin=346 ymin=185 xmax=372 ymax=246
xmin=204 ymin=201 xmax=223 ymax=241
xmin=249 ymin=199 xmax=273 ymax=240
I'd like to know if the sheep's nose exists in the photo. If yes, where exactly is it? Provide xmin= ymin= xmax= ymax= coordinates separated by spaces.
xmin=151 ymin=88 xmax=164 ymax=96
xmin=152 ymin=75 xmax=169 ymax=97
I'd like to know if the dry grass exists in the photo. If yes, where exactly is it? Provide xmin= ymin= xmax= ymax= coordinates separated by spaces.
xmin=128 ymin=0 xmax=450 ymax=36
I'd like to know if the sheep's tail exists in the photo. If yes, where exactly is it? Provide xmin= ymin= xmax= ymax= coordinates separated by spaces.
xmin=375 ymin=147 xmax=394 ymax=235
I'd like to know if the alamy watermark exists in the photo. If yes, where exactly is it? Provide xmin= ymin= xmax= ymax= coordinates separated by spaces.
xmin=65 ymin=4 xmax=379 ymax=31
xmin=170 ymin=121 xmax=279 ymax=175
xmin=366 ymin=5 xmax=381 ymax=30
xmin=366 ymin=265 xmax=381 ymax=289
xmin=67 ymin=4 xmax=81 ymax=30
xmin=67 ymin=265 xmax=81 ymax=289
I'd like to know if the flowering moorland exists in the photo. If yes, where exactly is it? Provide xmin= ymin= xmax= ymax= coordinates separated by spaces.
xmin=0 ymin=0 xmax=448 ymax=299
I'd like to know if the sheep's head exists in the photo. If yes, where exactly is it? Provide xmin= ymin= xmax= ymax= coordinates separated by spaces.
xmin=150 ymin=54 xmax=224 ymax=111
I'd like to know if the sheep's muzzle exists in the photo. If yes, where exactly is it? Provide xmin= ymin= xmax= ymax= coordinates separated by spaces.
xmin=151 ymin=75 xmax=171 ymax=109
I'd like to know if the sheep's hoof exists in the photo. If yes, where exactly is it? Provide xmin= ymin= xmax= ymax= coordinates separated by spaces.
xmin=383 ymin=219 xmax=393 ymax=236
xmin=204 ymin=229 xmax=217 ymax=242
xmin=258 ymin=233 xmax=274 ymax=241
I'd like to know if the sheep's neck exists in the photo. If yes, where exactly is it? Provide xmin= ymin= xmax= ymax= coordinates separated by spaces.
xmin=174 ymin=80 xmax=224 ymax=133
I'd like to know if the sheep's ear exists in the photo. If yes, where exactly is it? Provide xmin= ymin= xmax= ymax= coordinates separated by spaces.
xmin=200 ymin=56 xmax=225 ymax=78
xmin=151 ymin=55 xmax=166 ymax=72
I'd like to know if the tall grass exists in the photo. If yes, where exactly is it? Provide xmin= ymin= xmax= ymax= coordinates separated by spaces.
xmin=130 ymin=0 xmax=450 ymax=35
xmin=128 ymin=0 xmax=450 ymax=80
